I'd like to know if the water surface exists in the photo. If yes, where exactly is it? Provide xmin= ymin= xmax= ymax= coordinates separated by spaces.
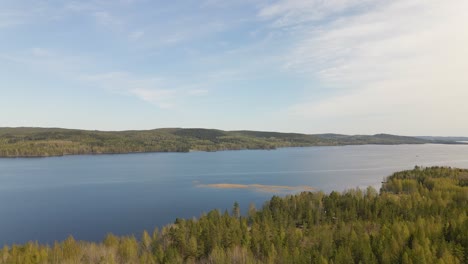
xmin=1 ymin=144 xmax=468 ymax=245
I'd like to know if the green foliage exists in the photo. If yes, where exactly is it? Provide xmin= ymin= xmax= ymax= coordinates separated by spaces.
xmin=0 ymin=127 xmax=439 ymax=157
xmin=1 ymin=167 xmax=466 ymax=263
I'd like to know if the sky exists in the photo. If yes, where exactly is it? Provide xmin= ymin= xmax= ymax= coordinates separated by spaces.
xmin=1 ymin=0 xmax=467 ymax=136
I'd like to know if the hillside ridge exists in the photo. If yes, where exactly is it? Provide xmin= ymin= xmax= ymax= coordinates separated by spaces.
xmin=0 ymin=127 xmax=460 ymax=157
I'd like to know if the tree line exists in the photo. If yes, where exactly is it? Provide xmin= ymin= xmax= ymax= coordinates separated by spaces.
xmin=0 ymin=127 xmax=440 ymax=157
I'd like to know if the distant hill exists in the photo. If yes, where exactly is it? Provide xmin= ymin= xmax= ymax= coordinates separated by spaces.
xmin=315 ymin=133 xmax=431 ymax=145
xmin=0 ymin=127 xmax=460 ymax=157
xmin=417 ymin=136 xmax=468 ymax=142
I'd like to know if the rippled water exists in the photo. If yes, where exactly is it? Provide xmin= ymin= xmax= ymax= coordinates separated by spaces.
xmin=1 ymin=144 xmax=468 ymax=244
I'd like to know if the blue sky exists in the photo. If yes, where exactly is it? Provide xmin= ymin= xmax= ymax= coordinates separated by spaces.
xmin=1 ymin=0 xmax=467 ymax=136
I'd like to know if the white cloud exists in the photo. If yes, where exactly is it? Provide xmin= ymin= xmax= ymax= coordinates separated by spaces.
xmin=1 ymin=47 xmax=218 ymax=109
xmin=129 ymin=30 xmax=144 ymax=40
xmin=0 ymin=1 xmax=130 ymax=31
xmin=93 ymin=11 xmax=122 ymax=29
xmin=30 ymin=47 xmax=53 ymax=57
xmin=265 ymin=0 xmax=468 ymax=134
xmin=258 ymin=0 xmax=378 ymax=27
xmin=188 ymin=89 xmax=209 ymax=95
xmin=0 ymin=48 xmax=91 ymax=75
xmin=63 ymin=1 xmax=95 ymax=12
xmin=81 ymin=72 xmax=211 ymax=108
xmin=0 ymin=10 xmax=26 ymax=28
xmin=80 ymin=72 xmax=178 ymax=108
xmin=130 ymin=88 xmax=176 ymax=108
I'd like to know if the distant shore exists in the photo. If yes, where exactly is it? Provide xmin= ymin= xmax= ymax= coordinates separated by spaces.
xmin=0 ymin=127 xmax=462 ymax=158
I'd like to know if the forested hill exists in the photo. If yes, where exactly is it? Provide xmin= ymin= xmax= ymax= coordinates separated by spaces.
xmin=1 ymin=166 xmax=467 ymax=263
xmin=0 ymin=127 xmax=456 ymax=157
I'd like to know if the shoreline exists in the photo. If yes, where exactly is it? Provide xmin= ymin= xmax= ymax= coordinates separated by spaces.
xmin=0 ymin=142 xmax=460 ymax=159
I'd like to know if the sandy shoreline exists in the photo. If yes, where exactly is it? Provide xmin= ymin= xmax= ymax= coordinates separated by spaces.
xmin=196 ymin=183 xmax=315 ymax=193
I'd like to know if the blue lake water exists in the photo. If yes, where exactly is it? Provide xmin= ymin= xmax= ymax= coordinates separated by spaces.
xmin=1 ymin=144 xmax=468 ymax=245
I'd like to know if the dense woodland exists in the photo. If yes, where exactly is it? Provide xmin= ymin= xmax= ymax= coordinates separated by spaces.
xmin=1 ymin=166 xmax=467 ymax=263
xmin=0 ymin=127 xmax=447 ymax=157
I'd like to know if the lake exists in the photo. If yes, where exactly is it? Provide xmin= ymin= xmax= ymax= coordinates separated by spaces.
xmin=2 ymin=144 xmax=468 ymax=245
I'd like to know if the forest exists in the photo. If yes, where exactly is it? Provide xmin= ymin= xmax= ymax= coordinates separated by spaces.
xmin=0 ymin=166 xmax=467 ymax=263
xmin=0 ymin=127 xmax=452 ymax=157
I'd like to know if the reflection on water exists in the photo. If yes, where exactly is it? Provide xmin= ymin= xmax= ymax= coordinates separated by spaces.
xmin=1 ymin=144 xmax=468 ymax=244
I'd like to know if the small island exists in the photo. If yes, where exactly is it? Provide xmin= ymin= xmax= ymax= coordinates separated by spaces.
xmin=0 ymin=127 xmax=459 ymax=158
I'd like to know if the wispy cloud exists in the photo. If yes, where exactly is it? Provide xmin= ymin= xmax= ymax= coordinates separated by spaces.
xmin=129 ymin=30 xmax=144 ymax=41
xmin=80 ymin=71 xmax=177 ymax=108
xmin=130 ymin=88 xmax=176 ymax=109
xmin=188 ymin=89 xmax=209 ymax=95
xmin=0 ymin=10 xmax=26 ymax=28
xmin=2 ymin=0 xmax=466 ymax=134
xmin=30 ymin=47 xmax=53 ymax=57
xmin=0 ymin=47 xmax=92 ymax=75
xmin=2 ymin=46 xmax=219 ymax=109
xmin=0 ymin=0 xmax=132 ymax=31
xmin=2 ymin=48 xmax=189 ymax=109
xmin=93 ymin=11 xmax=123 ymax=30
xmin=63 ymin=1 xmax=97 ymax=12
xmin=258 ymin=0 xmax=378 ymax=27
xmin=260 ymin=0 xmax=468 ymax=134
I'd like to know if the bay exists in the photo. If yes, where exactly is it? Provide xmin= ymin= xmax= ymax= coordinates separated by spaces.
xmin=1 ymin=144 xmax=468 ymax=245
